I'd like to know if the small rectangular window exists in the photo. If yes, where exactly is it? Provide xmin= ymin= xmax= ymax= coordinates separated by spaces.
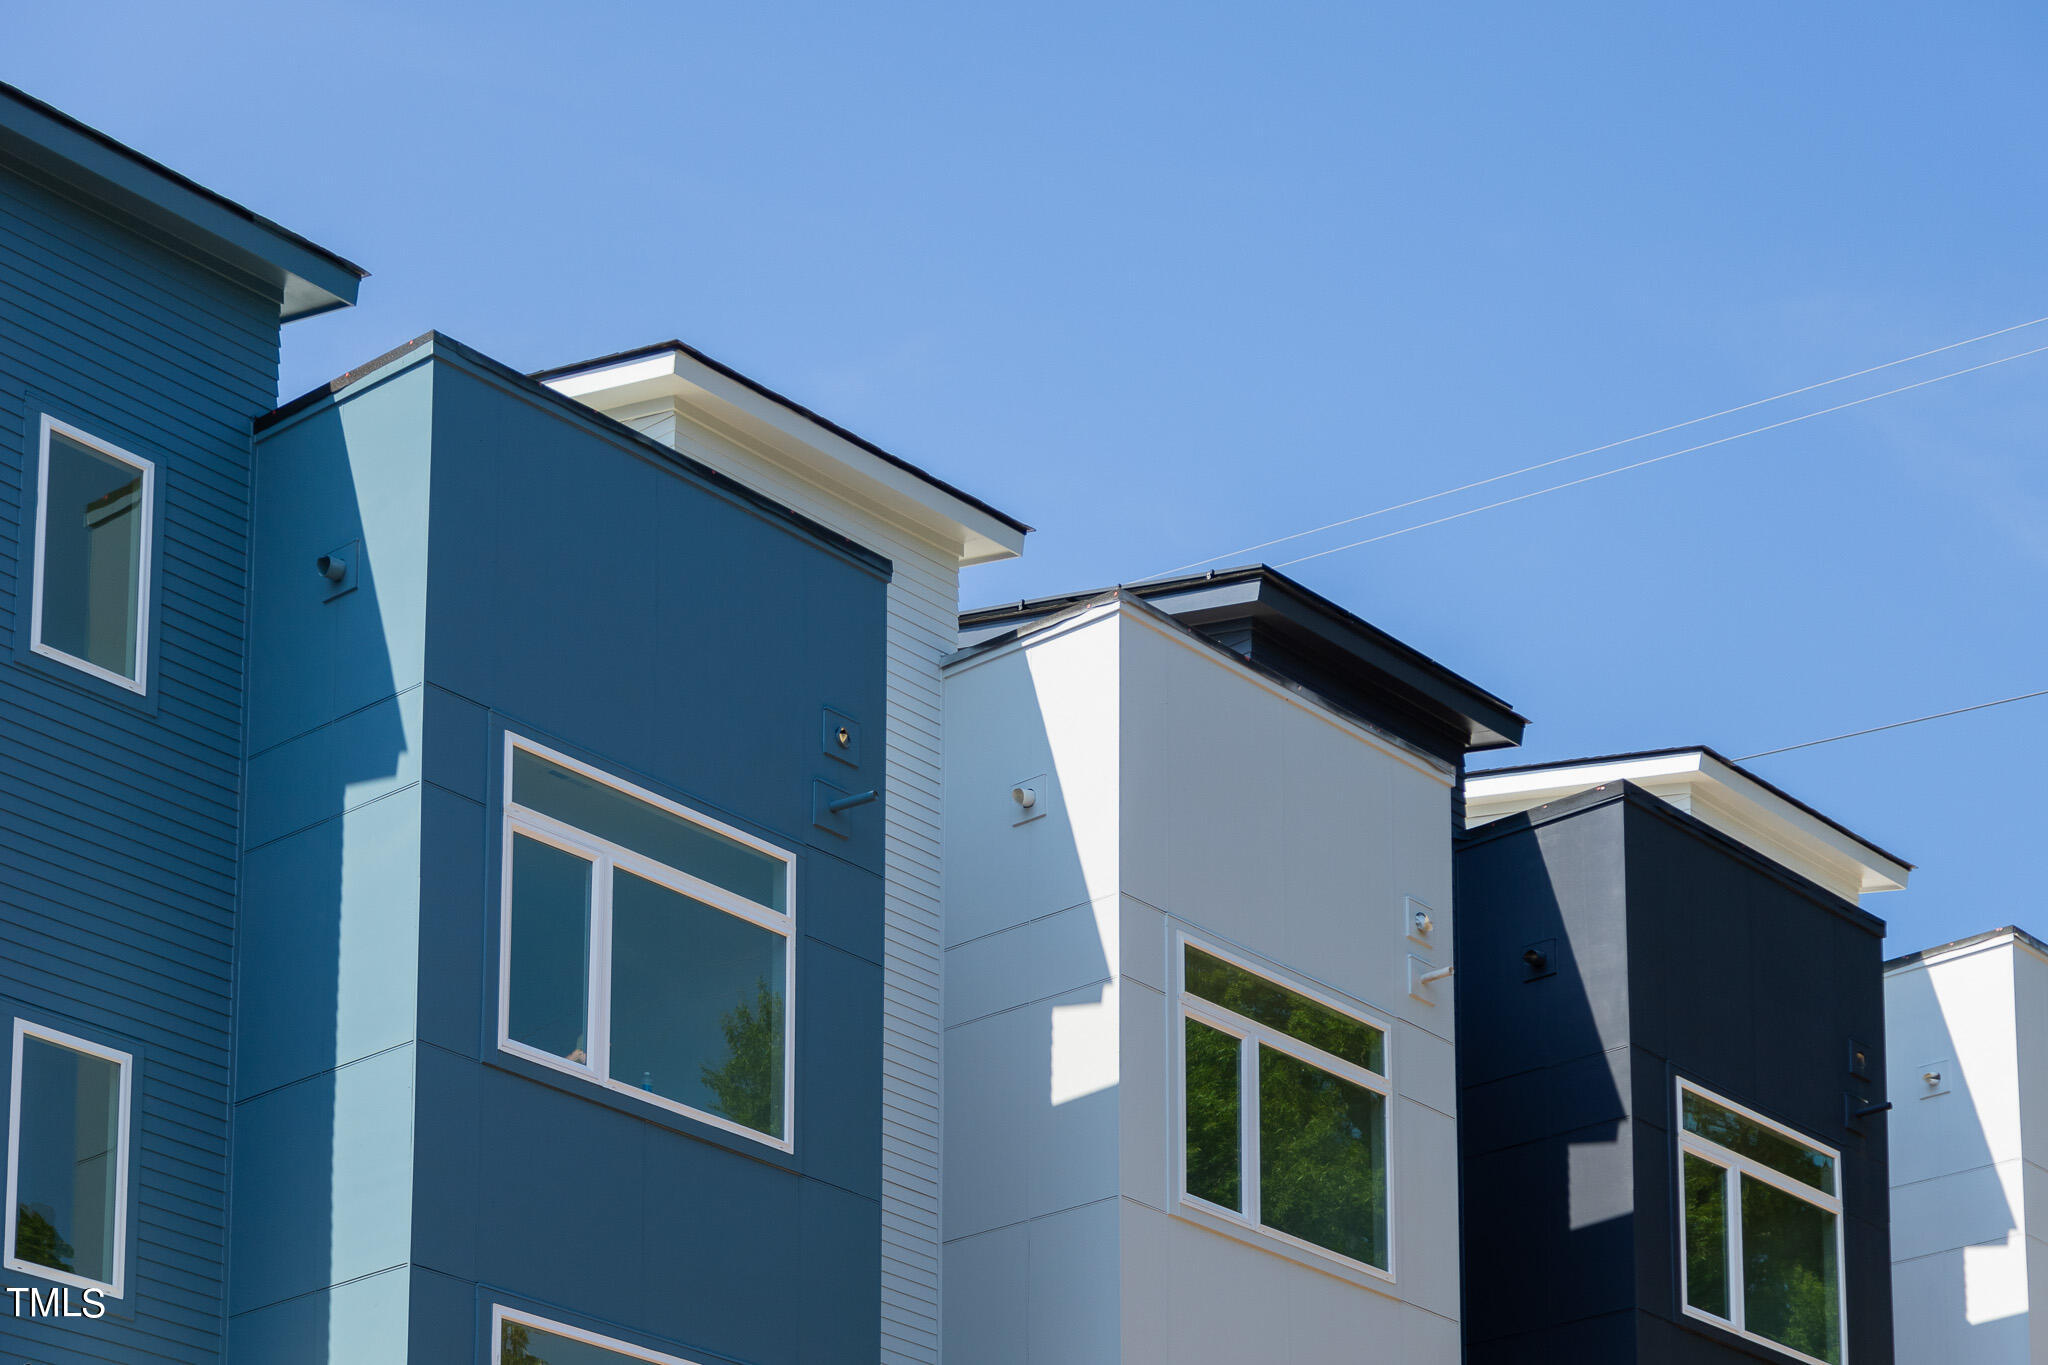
xmin=498 ymin=737 xmax=796 ymax=1149
xmin=495 ymin=1306 xmax=700 ymax=1364
xmin=1177 ymin=939 xmax=1391 ymax=1274
xmin=30 ymin=417 xmax=153 ymax=691
xmin=1677 ymin=1079 xmax=1844 ymax=1365
xmin=4 ymin=1020 xmax=132 ymax=1295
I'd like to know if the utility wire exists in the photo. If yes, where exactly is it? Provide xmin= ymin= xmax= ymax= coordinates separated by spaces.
xmin=1146 ymin=312 xmax=2048 ymax=581
xmin=1740 ymin=688 xmax=2048 ymax=760
xmin=1273 ymin=339 xmax=2048 ymax=568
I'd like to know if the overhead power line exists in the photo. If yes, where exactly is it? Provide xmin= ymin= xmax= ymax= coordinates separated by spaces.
xmin=1146 ymin=312 xmax=2048 ymax=581
xmin=1273 ymin=339 xmax=2048 ymax=568
xmin=1739 ymin=688 xmax=2048 ymax=760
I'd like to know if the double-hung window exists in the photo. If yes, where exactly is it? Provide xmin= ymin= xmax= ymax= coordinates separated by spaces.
xmin=498 ymin=736 xmax=796 ymax=1149
xmin=4 ymin=1020 xmax=132 ymax=1296
xmin=1678 ymin=1079 xmax=1845 ymax=1365
xmin=30 ymin=416 xmax=154 ymax=692
xmin=494 ymin=1305 xmax=700 ymax=1364
xmin=1177 ymin=938 xmax=1392 ymax=1274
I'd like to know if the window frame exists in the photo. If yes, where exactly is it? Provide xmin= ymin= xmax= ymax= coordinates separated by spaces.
xmin=495 ymin=733 xmax=798 ymax=1153
xmin=3 ymin=1018 xmax=134 ymax=1297
xmin=1676 ymin=1077 xmax=1848 ymax=1365
xmin=492 ymin=1304 xmax=703 ymax=1365
xmin=29 ymin=414 xmax=156 ymax=695
xmin=1171 ymin=930 xmax=1396 ymax=1282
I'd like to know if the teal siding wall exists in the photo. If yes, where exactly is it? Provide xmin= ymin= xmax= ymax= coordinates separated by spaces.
xmin=0 ymin=151 xmax=282 ymax=1362
xmin=233 ymin=341 xmax=891 ymax=1363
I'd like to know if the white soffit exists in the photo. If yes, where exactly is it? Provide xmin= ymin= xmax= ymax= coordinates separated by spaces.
xmin=545 ymin=350 xmax=1026 ymax=567
xmin=1464 ymin=749 xmax=1910 ymax=902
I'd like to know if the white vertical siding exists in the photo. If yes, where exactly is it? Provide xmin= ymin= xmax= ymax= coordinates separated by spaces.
xmin=607 ymin=398 xmax=955 ymax=1363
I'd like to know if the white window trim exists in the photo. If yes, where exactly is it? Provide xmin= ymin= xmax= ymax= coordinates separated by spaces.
xmin=495 ymin=733 xmax=798 ymax=1153
xmin=29 ymin=414 xmax=155 ymax=694
xmin=1171 ymin=930 xmax=1396 ymax=1283
xmin=1676 ymin=1077 xmax=1848 ymax=1365
xmin=3 ymin=1018 xmax=134 ymax=1297
xmin=493 ymin=1304 xmax=702 ymax=1365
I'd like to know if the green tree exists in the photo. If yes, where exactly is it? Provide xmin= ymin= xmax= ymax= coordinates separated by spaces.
xmin=701 ymin=976 xmax=784 ymax=1136
xmin=499 ymin=1321 xmax=549 ymax=1365
xmin=14 ymin=1204 xmax=74 ymax=1274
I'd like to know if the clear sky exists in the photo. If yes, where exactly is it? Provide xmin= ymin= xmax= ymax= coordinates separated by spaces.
xmin=11 ymin=4 xmax=2044 ymax=957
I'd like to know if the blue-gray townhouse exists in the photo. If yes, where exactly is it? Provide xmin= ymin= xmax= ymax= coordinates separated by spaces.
xmin=0 ymin=81 xmax=361 ymax=1362
xmin=2 ymin=83 xmax=947 ymax=1365
xmin=232 ymin=332 xmax=892 ymax=1363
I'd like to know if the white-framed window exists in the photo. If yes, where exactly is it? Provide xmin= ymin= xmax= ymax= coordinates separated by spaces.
xmin=497 ymin=734 xmax=797 ymax=1150
xmin=1678 ymin=1078 xmax=1846 ymax=1365
xmin=1174 ymin=933 xmax=1393 ymax=1276
xmin=29 ymin=415 xmax=154 ymax=693
xmin=494 ymin=1305 xmax=701 ymax=1365
xmin=4 ymin=1019 xmax=133 ymax=1296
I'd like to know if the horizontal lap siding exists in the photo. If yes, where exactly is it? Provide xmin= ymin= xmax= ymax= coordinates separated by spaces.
xmin=0 ymin=159 xmax=278 ymax=1362
xmin=612 ymin=403 xmax=958 ymax=1364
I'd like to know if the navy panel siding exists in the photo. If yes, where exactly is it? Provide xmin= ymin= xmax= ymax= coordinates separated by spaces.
xmin=0 ymin=151 xmax=281 ymax=1363
xmin=1456 ymin=784 xmax=1893 ymax=1364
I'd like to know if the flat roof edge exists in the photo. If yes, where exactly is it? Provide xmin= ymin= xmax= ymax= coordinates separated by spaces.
xmin=533 ymin=341 xmax=1031 ymax=539
xmin=258 ymin=332 xmax=892 ymax=579
xmin=0 ymin=82 xmax=363 ymax=318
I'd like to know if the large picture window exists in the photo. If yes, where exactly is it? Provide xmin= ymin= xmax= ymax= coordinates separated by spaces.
xmin=1678 ymin=1079 xmax=1845 ymax=1365
xmin=498 ymin=736 xmax=796 ymax=1149
xmin=494 ymin=1305 xmax=700 ymax=1364
xmin=30 ymin=416 xmax=154 ymax=692
xmin=4 ymin=1020 xmax=132 ymax=1295
xmin=1177 ymin=937 xmax=1391 ymax=1274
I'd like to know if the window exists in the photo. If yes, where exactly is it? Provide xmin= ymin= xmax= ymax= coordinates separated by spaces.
xmin=30 ymin=416 xmax=154 ymax=691
xmin=1176 ymin=938 xmax=1391 ymax=1274
xmin=498 ymin=736 xmax=796 ymax=1149
xmin=4 ymin=1020 xmax=132 ymax=1295
xmin=1678 ymin=1079 xmax=1845 ymax=1365
xmin=494 ymin=1306 xmax=701 ymax=1364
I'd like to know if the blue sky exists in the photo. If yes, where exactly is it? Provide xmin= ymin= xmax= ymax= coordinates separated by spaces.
xmin=11 ymin=3 xmax=2045 ymax=955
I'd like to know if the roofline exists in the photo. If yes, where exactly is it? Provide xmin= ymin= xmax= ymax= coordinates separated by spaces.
xmin=0 ymin=81 xmax=364 ymax=319
xmin=1459 ymin=781 xmax=1890 ymax=937
xmin=1470 ymin=744 xmax=1914 ymax=873
xmin=531 ymin=340 xmax=1032 ymax=537
xmin=961 ymin=563 xmax=1528 ymax=750
xmin=945 ymin=589 xmax=1460 ymax=779
xmin=1884 ymin=924 xmax=2048 ymax=972
xmin=257 ymin=332 xmax=892 ymax=579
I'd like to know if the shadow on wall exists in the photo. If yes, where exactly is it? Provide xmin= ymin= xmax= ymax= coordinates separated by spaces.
xmin=229 ymin=396 xmax=410 ymax=1363
xmin=1456 ymin=811 xmax=1632 ymax=1361
xmin=941 ymin=655 xmax=1111 ymax=1364
xmin=1886 ymin=967 xmax=2023 ymax=1362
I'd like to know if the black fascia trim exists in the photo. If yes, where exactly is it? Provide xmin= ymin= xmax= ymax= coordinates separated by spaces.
xmin=961 ymin=564 xmax=1528 ymax=752
xmin=1885 ymin=924 xmax=2048 ymax=971
xmin=1471 ymin=743 xmax=1914 ymax=873
xmin=530 ymin=340 xmax=1032 ymax=536
xmin=258 ymin=332 xmax=892 ymax=579
xmin=0 ymin=81 xmax=366 ymax=302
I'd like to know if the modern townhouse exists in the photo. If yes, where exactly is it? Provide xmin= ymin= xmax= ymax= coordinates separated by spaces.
xmin=0 ymin=82 xmax=360 ymax=1363
xmin=1459 ymin=748 xmax=1911 ymax=1365
xmin=1884 ymin=925 xmax=2048 ymax=1363
xmin=938 ymin=565 xmax=1526 ymax=1363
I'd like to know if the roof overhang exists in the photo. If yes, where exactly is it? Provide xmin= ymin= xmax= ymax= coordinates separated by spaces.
xmin=0 ymin=82 xmax=363 ymax=321
xmin=538 ymin=342 xmax=1028 ymax=568
xmin=1466 ymin=747 xmax=1911 ymax=901
xmin=961 ymin=565 xmax=1527 ymax=760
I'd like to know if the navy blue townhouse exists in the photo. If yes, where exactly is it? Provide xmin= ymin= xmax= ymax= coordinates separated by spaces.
xmin=1457 ymin=749 xmax=1911 ymax=1365
xmin=0 ymin=81 xmax=361 ymax=1363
